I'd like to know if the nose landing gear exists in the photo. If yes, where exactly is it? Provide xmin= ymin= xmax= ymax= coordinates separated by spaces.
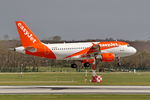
xmin=117 ymin=57 xmax=122 ymax=66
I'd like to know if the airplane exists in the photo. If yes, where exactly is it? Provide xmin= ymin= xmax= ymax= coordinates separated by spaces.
xmin=14 ymin=21 xmax=137 ymax=82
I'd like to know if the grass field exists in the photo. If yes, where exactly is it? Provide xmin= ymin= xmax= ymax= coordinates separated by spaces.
xmin=0 ymin=95 xmax=150 ymax=100
xmin=0 ymin=72 xmax=150 ymax=100
xmin=0 ymin=72 xmax=149 ymax=85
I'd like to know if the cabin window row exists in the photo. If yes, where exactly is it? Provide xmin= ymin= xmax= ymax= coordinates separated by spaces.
xmin=52 ymin=47 xmax=87 ymax=50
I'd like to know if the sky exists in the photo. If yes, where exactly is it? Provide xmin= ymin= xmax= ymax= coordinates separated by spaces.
xmin=0 ymin=0 xmax=150 ymax=40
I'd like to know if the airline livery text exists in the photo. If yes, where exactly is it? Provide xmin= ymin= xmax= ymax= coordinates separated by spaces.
xmin=17 ymin=23 xmax=36 ymax=43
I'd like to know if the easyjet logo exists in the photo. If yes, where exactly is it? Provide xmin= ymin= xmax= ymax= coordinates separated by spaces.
xmin=17 ymin=23 xmax=36 ymax=43
xmin=100 ymin=43 xmax=119 ymax=47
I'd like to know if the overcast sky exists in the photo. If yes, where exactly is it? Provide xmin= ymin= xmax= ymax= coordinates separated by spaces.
xmin=0 ymin=0 xmax=150 ymax=40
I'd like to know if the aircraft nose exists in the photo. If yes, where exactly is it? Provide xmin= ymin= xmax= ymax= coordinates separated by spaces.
xmin=131 ymin=47 xmax=137 ymax=54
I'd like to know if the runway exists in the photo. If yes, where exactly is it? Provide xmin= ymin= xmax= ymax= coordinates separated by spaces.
xmin=0 ymin=86 xmax=150 ymax=94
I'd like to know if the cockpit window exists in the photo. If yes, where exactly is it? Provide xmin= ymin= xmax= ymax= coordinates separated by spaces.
xmin=127 ymin=45 xmax=131 ymax=47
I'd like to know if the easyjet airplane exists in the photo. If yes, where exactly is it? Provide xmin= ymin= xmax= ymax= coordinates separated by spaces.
xmin=14 ymin=21 xmax=136 ymax=69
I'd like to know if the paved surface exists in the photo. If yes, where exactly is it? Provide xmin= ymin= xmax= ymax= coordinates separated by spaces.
xmin=0 ymin=86 xmax=150 ymax=94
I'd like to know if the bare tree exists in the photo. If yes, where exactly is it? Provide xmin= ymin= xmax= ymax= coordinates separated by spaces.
xmin=3 ymin=34 xmax=9 ymax=40
xmin=52 ymin=35 xmax=61 ymax=41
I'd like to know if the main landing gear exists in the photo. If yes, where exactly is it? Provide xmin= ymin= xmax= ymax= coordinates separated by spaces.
xmin=71 ymin=63 xmax=78 ymax=68
xmin=70 ymin=58 xmax=102 ymax=83
xmin=84 ymin=62 xmax=91 ymax=68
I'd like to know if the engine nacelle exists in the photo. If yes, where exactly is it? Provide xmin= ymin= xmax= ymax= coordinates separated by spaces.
xmin=101 ymin=53 xmax=115 ymax=62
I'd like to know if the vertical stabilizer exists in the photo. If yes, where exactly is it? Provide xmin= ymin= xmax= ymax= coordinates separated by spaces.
xmin=16 ymin=21 xmax=41 ymax=47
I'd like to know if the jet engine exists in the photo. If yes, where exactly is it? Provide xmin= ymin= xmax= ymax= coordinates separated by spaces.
xmin=101 ymin=53 xmax=115 ymax=62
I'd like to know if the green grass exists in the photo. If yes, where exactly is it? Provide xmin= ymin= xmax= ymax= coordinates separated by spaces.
xmin=0 ymin=95 xmax=150 ymax=100
xmin=0 ymin=72 xmax=150 ymax=85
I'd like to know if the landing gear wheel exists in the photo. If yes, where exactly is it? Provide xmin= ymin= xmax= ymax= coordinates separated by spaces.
xmin=84 ymin=62 xmax=91 ymax=68
xmin=117 ymin=57 xmax=121 ymax=66
xmin=71 ymin=64 xmax=78 ymax=68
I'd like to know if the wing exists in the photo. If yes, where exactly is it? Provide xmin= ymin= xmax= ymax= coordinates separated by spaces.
xmin=65 ymin=43 xmax=101 ymax=59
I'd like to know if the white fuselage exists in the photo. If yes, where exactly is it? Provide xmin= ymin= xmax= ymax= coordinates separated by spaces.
xmin=15 ymin=42 xmax=137 ymax=60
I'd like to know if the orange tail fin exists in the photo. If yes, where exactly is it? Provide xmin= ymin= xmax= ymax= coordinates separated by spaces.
xmin=16 ymin=21 xmax=56 ymax=59
xmin=16 ymin=21 xmax=41 ymax=47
